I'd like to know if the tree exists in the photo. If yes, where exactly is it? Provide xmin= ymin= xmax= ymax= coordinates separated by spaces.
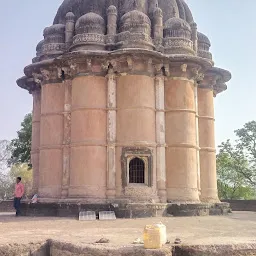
xmin=217 ymin=144 xmax=255 ymax=200
xmin=234 ymin=121 xmax=256 ymax=186
xmin=0 ymin=113 xmax=34 ymax=200
xmin=9 ymin=113 xmax=32 ymax=165
xmin=217 ymin=121 xmax=256 ymax=200
xmin=0 ymin=140 xmax=10 ymax=171
xmin=0 ymin=140 xmax=12 ymax=200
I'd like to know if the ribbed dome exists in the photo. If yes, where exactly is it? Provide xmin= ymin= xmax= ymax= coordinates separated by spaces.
xmin=43 ymin=24 xmax=66 ymax=37
xmin=75 ymin=12 xmax=105 ymax=34
xmin=121 ymin=9 xmax=151 ymax=25
xmin=36 ymin=40 xmax=44 ymax=53
xmin=32 ymin=0 xmax=203 ymax=59
xmin=53 ymin=0 xmax=194 ymax=25
xmin=76 ymin=12 xmax=105 ymax=28
xmin=165 ymin=17 xmax=191 ymax=31
xmin=198 ymin=32 xmax=211 ymax=46
xmin=120 ymin=9 xmax=151 ymax=33
xmin=197 ymin=31 xmax=212 ymax=60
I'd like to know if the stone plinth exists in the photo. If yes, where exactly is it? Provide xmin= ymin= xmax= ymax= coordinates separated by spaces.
xmin=20 ymin=201 xmax=230 ymax=218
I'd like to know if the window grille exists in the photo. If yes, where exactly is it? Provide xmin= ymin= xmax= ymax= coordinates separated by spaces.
xmin=129 ymin=157 xmax=145 ymax=184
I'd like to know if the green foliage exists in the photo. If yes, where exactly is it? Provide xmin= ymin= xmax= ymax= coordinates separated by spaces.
xmin=0 ymin=174 xmax=12 ymax=200
xmin=217 ymin=121 xmax=256 ymax=200
xmin=0 ymin=164 xmax=33 ymax=200
xmin=218 ymin=180 xmax=255 ymax=200
xmin=0 ymin=140 xmax=12 ymax=200
xmin=9 ymin=164 xmax=33 ymax=198
xmin=0 ymin=140 xmax=10 ymax=171
xmin=234 ymin=121 xmax=256 ymax=185
xmin=0 ymin=113 xmax=33 ymax=199
xmin=9 ymin=113 xmax=32 ymax=165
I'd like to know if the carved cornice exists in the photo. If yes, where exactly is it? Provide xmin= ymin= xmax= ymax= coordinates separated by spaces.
xmin=214 ymin=82 xmax=228 ymax=97
xmin=199 ymin=73 xmax=218 ymax=90
xmin=16 ymin=76 xmax=41 ymax=94
xmin=198 ymin=66 xmax=231 ymax=96
xmin=18 ymin=49 xmax=213 ymax=91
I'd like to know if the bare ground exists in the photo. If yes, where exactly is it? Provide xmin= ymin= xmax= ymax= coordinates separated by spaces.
xmin=0 ymin=211 xmax=255 ymax=248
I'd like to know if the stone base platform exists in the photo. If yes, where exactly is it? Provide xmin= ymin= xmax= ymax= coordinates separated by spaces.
xmin=20 ymin=201 xmax=230 ymax=218
xmin=2 ymin=240 xmax=256 ymax=256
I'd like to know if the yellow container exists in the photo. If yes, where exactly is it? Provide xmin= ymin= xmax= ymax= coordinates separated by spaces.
xmin=143 ymin=223 xmax=167 ymax=249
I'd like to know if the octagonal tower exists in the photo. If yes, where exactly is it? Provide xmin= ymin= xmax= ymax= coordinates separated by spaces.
xmin=17 ymin=0 xmax=231 ymax=217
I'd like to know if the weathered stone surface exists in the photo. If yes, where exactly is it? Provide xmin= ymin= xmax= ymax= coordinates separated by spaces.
xmin=1 ymin=241 xmax=256 ymax=256
xmin=223 ymin=200 xmax=256 ymax=212
xmin=0 ymin=200 xmax=13 ymax=212
xmin=174 ymin=244 xmax=256 ymax=256
xmin=0 ymin=242 xmax=49 ymax=256
xmin=49 ymin=240 xmax=173 ymax=256
xmin=19 ymin=202 xmax=230 ymax=218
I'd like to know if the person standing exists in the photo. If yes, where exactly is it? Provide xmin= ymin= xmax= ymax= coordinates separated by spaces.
xmin=14 ymin=177 xmax=25 ymax=216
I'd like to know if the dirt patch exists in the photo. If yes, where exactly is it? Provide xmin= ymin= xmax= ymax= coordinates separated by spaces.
xmin=1 ymin=212 xmax=256 ymax=255
xmin=1 ymin=212 xmax=256 ymax=246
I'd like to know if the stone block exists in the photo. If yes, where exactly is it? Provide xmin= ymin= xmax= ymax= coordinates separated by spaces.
xmin=99 ymin=211 xmax=116 ymax=220
xmin=79 ymin=211 xmax=97 ymax=221
xmin=167 ymin=203 xmax=210 ymax=217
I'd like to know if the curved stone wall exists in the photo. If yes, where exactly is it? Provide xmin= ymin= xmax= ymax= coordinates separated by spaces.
xmin=70 ymin=76 xmax=107 ymax=199
xmin=116 ymin=75 xmax=158 ymax=202
xmin=16 ymin=0 xmax=232 ymax=205
xmin=39 ymin=83 xmax=64 ymax=198
xmin=165 ymin=77 xmax=199 ymax=202
xmin=198 ymin=84 xmax=218 ymax=203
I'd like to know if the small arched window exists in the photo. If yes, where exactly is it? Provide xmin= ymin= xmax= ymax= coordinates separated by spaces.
xmin=129 ymin=157 xmax=145 ymax=184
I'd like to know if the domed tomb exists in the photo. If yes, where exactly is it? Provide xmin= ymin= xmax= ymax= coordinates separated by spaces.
xmin=16 ymin=0 xmax=232 ymax=217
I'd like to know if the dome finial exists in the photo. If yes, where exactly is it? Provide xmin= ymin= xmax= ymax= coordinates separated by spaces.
xmin=90 ymin=2 xmax=96 ymax=13
xmin=133 ymin=0 xmax=138 ymax=10
xmin=172 ymin=7 xmax=177 ymax=17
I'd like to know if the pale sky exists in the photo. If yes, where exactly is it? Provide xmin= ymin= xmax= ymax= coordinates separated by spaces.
xmin=0 ymin=1 xmax=255 ymax=147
